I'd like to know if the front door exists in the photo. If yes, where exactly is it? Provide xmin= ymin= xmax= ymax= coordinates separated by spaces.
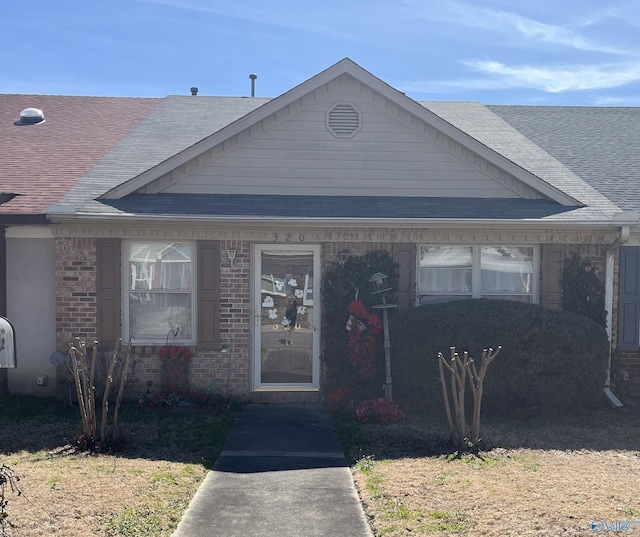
xmin=253 ymin=244 xmax=320 ymax=390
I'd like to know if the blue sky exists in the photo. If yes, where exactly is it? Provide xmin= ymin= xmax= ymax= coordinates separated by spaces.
xmin=2 ymin=0 xmax=640 ymax=105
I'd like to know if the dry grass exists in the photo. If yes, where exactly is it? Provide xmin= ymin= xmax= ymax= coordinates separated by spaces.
xmin=345 ymin=405 xmax=640 ymax=536
xmin=0 ymin=396 xmax=234 ymax=537
xmin=4 ymin=395 xmax=640 ymax=537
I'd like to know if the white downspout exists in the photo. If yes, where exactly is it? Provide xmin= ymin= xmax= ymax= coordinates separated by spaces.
xmin=604 ymin=224 xmax=630 ymax=407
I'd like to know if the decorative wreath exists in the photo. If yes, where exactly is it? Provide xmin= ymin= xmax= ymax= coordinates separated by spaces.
xmin=346 ymin=300 xmax=383 ymax=379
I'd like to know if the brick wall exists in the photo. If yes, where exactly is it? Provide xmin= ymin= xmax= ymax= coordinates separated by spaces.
xmin=219 ymin=240 xmax=251 ymax=394
xmin=118 ymin=239 xmax=254 ymax=399
xmin=55 ymin=237 xmax=254 ymax=398
xmin=55 ymin=237 xmax=98 ymax=347
xmin=55 ymin=237 xmax=639 ymax=401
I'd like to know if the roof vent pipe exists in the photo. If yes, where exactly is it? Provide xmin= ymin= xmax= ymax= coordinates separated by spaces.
xmin=249 ymin=74 xmax=257 ymax=97
xmin=190 ymin=87 xmax=198 ymax=96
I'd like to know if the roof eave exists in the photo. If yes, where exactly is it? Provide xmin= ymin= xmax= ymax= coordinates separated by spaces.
xmin=46 ymin=212 xmax=637 ymax=229
xmin=0 ymin=214 xmax=49 ymax=225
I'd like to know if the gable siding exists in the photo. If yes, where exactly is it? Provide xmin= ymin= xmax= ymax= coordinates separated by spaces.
xmin=164 ymin=87 xmax=524 ymax=199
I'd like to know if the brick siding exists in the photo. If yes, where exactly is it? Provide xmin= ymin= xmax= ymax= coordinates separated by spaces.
xmin=54 ymin=237 xmax=640 ymax=401
xmin=56 ymin=237 xmax=98 ymax=346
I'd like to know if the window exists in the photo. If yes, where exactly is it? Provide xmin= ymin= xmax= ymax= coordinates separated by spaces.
xmin=418 ymin=245 xmax=536 ymax=305
xmin=125 ymin=240 xmax=194 ymax=344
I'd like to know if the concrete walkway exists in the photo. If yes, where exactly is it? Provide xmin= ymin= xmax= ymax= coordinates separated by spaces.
xmin=171 ymin=404 xmax=373 ymax=537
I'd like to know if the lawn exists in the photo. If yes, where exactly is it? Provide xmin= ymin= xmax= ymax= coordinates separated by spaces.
xmin=337 ymin=404 xmax=640 ymax=536
xmin=0 ymin=395 xmax=235 ymax=537
xmin=3 ymin=394 xmax=639 ymax=537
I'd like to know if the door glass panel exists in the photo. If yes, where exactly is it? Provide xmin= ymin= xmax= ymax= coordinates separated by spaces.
xmin=259 ymin=250 xmax=314 ymax=384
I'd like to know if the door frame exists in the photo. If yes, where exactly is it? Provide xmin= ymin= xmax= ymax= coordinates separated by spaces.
xmin=252 ymin=243 xmax=321 ymax=391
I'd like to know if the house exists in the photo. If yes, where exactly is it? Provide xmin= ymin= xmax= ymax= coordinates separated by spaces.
xmin=0 ymin=95 xmax=161 ymax=395
xmin=2 ymin=58 xmax=639 ymax=401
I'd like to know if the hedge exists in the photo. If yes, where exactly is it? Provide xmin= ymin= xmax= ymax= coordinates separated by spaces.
xmin=389 ymin=299 xmax=610 ymax=417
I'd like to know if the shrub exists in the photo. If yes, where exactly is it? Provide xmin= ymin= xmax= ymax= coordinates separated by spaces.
xmin=356 ymin=398 xmax=405 ymax=424
xmin=390 ymin=299 xmax=610 ymax=417
xmin=561 ymin=253 xmax=607 ymax=328
xmin=328 ymin=386 xmax=352 ymax=415
xmin=321 ymin=250 xmax=398 ymax=402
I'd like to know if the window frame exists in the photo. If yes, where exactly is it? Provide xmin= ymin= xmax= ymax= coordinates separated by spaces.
xmin=122 ymin=239 xmax=196 ymax=346
xmin=417 ymin=244 xmax=538 ymax=305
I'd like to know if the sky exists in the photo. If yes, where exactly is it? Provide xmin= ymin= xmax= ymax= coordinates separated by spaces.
xmin=2 ymin=0 xmax=640 ymax=105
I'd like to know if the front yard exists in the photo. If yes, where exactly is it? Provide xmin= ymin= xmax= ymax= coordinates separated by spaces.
xmin=339 ymin=406 xmax=640 ymax=536
xmin=0 ymin=396 xmax=234 ymax=537
xmin=2 ymin=395 xmax=639 ymax=537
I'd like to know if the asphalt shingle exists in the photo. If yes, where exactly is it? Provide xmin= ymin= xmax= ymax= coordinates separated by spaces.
xmin=487 ymin=105 xmax=640 ymax=214
xmin=0 ymin=95 xmax=161 ymax=215
xmin=104 ymin=193 xmax=573 ymax=220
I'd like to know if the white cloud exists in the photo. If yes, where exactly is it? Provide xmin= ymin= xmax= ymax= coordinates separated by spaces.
xmin=400 ymin=0 xmax=631 ymax=55
xmin=464 ymin=60 xmax=640 ymax=92
xmin=399 ymin=61 xmax=640 ymax=96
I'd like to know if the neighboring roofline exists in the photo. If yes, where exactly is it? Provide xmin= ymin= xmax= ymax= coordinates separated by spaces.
xmin=0 ymin=215 xmax=49 ymax=225
xmin=100 ymin=58 xmax=580 ymax=207
xmin=46 ymin=211 xmax=638 ymax=229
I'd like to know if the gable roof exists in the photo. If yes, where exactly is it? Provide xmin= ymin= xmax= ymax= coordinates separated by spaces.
xmin=58 ymin=96 xmax=269 ymax=215
xmin=0 ymin=94 xmax=160 ymax=220
xmin=7 ymin=58 xmax=631 ymax=227
xmin=420 ymin=101 xmax=623 ymax=222
xmin=487 ymin=105 xmax=640 ymax=215
xmin=95 ymin=59 xmax=580 ymax=207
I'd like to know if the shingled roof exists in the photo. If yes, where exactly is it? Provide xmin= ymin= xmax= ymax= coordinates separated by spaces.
xmin=487 ymin=105 xmax=640 ymax=215
xmin=60 ymin=97 xmax=622 ymax=223
xmin=5 ymin=60 xmax=638 ymax=226
xmin=60 ymin=96 xmax=270 ymax=215
xmin=0 ymin=94 xmax=160 ymax=220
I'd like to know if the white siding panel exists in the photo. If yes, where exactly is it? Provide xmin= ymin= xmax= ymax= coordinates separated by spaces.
xmin=165 ymin=86 xmax=524 ymax=199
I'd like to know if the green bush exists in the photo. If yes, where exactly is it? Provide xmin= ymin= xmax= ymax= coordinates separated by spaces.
xmin=390 ymin=299 xmax=610 ymax=417
xmin=561 ymin=253 xmax=607 ymax=328
xmin=321 ymin=250 xmax=398 ymax=402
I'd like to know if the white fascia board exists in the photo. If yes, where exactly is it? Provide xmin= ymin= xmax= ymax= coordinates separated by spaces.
xmin=47 ymin=212 xmax=639 ymax=229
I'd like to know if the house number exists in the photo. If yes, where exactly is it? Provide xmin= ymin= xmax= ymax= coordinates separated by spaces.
xmin=273 ymin=233 xmax=305 ymax=242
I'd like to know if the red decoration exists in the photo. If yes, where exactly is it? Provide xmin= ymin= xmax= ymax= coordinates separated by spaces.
xmin=159 ymin=345 xmax=192 ymax=394
xmin=159 ymin=345 xmax=192 ymax=363
xmin=356 ymin=398 xmax=405 ymax=424
xmin=346 ymin=300 xmax=382 ymax=378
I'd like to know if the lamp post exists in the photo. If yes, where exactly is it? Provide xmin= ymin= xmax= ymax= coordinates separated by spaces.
xmin=369 ymin=272 xmax=397 ymax=400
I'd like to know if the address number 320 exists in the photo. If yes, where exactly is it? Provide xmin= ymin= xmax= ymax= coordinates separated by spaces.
xmin=273 ymin=233 xmax=305 ymax=242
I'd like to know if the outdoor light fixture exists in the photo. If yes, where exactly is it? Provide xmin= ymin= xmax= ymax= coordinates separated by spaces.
xmin=227 ymin=249 xmax=237 ymax=267
xmin=338 ymin=250 xmax=351 ymax=267
xmin=369 ymin=272 xmax=397 ymax=400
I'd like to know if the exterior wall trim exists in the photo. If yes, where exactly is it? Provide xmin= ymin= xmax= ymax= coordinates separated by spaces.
xmin=51 ymin=224 xmax=620 ymax=245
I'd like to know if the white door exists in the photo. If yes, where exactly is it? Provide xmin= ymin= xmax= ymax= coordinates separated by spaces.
xmin=253 ymin=244 xmax=321 ymax=390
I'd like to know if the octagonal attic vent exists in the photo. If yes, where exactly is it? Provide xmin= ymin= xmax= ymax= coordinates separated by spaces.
xmin=327 ymin=103 xmax=360 ymax=138
xmin=15 ymin=107 xmax=45 ymax=125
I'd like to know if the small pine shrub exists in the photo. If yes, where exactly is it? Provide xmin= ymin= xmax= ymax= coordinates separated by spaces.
xmin=390 ymin=299 xmax=609 ymax=417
